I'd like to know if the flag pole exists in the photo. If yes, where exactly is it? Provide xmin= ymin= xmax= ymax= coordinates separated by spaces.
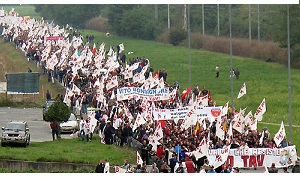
xmin=287 ymin=4 xmax=292 ymax=143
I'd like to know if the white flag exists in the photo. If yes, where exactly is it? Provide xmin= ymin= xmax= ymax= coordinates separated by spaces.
xmin=232 ymin=113 xmax=244 ymax=134
xmin=221 ymin=101 xmax=229 ymax=116
xmin=274 ymin=121 xmax=286 ymax=147
xmin=153 ymin=123 xmax=163 ymax=141
xmin=213 ymin=145 xmax=231 ymax=169
xmin=137 ymin=151 xmax=144 ymax=165
xmin=249 ymin=118 xmax=257 ymax=131
xmin=237 ymin=82 xmax=246 ymax=99
xmin=72 ymin=84 xmax=82 ymax=95
xmin=193 ymin=137 xmax=208 ymax=160
xmin=254 ymin=98 xmax=266 ymax=121
xmin=215 ymin=117 xmax=225 ymax=140
xmin=132 ymin=113 xmax=146 ymax=132
xmin=259 ymin=130 xmax=265 ymax=146
xmin=119 ymin=43 xmax=125 ymax=53
xmin=244 ymin=111 xmax=253 ymax=126
xmin=226 ymin=121 xmax=233 ymax=142
xmin=106 ymin=75 xmax=118 ymax=90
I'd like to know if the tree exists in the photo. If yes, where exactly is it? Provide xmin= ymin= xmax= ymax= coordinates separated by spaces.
xmin=34 ymin=4 xmax=103 ymax=28
xmin=44 ymin=97 xmax=71 ymax=123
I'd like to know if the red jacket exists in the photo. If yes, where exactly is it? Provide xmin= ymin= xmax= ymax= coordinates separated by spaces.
xmin=185 ymin=159 xmax=195 ymax=173
xmin=156 ymin=146 xmax=164 ymax=158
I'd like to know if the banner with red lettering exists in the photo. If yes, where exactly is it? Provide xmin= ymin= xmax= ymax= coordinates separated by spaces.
xmin=152 ymin=106 xmax=222 ymax=122
xmin=46 ymin=36 xmax=64 ymax=40
xmin=206 ymin=146 xmax=297 ymax=168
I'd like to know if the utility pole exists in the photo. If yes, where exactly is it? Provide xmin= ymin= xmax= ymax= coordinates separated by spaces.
xmin=188 ymin=4 xmax=191 ymax=87
xmin=249 ymin=4 xmax=251 ymax=41
xmin=202 ymin=4 xmax=205 ymax=34
xmin=257 ymin=4 xmax=260 ymax=41
xmin=217 ymin=4 xmax=220 ymax=36
xmin=168 ymin=4 xmax=170 ymax=29
xmin=155 ymin=4 xmax=158 ymax=19
xmin=287 ymin=4 xmax=292 ymax=143
xmin=229 ymin=4 xmax=234 ymax=110
xmin=183 ymin=4 xmax=187 ymax=30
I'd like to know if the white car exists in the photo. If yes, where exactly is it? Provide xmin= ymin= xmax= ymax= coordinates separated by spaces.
xmin=59 ymin=113 xmax=79 ymax=133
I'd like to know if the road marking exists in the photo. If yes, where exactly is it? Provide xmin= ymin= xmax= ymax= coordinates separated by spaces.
xmin=259 ymin=122 xmax=300 ymax=128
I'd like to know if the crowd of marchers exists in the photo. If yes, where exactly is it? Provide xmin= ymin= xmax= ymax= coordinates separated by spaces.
xmin=0 ymin=11 xmax=298 ymax=173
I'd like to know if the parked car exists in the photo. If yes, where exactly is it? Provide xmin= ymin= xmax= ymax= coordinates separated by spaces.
xmin=1 ymin=121 xmax=30 ymax=147
xmin=42 ymin=100 xmax=55 ymax=120
xmin=59 ymin=113 xmax=79 ymax=133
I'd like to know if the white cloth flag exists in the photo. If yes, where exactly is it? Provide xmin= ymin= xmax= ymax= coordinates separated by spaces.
xmin=249 ymin=118 xmax=257 ymax=131
xmin=153 ymin=123 xmax=163 ymax=141
xmin=237 ymin=82 xmax=246 ymax=99
xmin=132 ymin=113 xmax=146 ymax=132
xmin=221 ymin=101 xmax=229 ymax=116
xmin=226 ymin=122 xmax=233 ymax=142
xmin=137 ymin=151 xmax=144 ymax=165
xmin=182 ymin=93 xmax=202 ymax=129
xmin=274 ymin=121 xmax=286 ymax=147
xmin=215 ymin=117 xmax=225 ymax=140
xmin=193 ymin=137 xmax=208 ymax=160
xmin=254 ymin=98 xmax=266 ymax=121
xmin=119 ymin=43 xmax=125 ymax=53
xmin=106 ymin=76 xmax=118 ymax=90
xmin=232 ymin=112 xmax=244 ymax=134
xmin=259 ymin=130 xmax=265 ymax=146
xmin=72 ymin=84 xmax=82 ymax=95
xmin=149 ymin=123 xmax=163 ymax=151
xmin=63 ymin=88 xmax=73 ymax=107
xmin=213 ymin=145 xmax=231 ymax=169
xmin=244 ymin=111 xmax=253 ymax=126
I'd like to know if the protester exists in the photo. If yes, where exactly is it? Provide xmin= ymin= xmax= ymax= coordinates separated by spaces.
xmin=95 ymin=159 xmax=105 ymax=173
xmin=50 ymin=121 xmax=59 ymax=140
xmin=215 ymin=65 xmax=219 ymax=78
xmin=268 ymin=163 xmax=278 ymax=173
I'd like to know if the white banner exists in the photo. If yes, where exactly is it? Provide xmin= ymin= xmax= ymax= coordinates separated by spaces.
xmin=205 ymin=146 xmax=297 ymax=168
xmin=152 ymin=106 xmax=222 ymax=122
xmin=117 ymin=87 xmax=169 ymax=101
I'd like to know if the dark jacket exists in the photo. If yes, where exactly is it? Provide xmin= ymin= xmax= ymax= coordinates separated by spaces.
xmin=95 ymin=163 xmax=105 ymax=173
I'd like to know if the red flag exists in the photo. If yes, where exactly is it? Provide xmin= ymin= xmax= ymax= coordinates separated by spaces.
xmin=92 ymin=43 xmax=97 ymax=54
xmin=153 ymin=71 xmax=159 ymax=80
xmin=181 ymin=87 xmax=191 ymax=100
xmin=158 ymin=120 xmax=166 ymax=128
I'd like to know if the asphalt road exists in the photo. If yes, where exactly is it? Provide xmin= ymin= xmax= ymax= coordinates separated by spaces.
xmin=0 ymin=107 xmax=71 ymax=142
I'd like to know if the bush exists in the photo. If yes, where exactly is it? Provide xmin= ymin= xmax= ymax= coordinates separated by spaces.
xmin=44 ymin=97 xmax=71 ymax=122
xmin=0 ymin=98 xmax=16 ymax=107
xmin=169 ymin=28 xmax=187 ymax=46
xmin=85 ymin=17 xmax=109 ymax=33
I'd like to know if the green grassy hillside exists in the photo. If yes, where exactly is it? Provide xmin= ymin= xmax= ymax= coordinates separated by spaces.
xmin=0 ymin=5 xmax=299 ymax=154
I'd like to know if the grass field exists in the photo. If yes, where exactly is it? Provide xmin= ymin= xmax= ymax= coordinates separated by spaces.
xmin=0 ymin=4 xmax=41 ymax=19
xmin=0 ymin=4 xmax=299 ymax=161
xmin=0 ymin=138 xmax=136 ymax=171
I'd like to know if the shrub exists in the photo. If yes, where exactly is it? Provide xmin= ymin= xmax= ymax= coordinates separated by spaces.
xmin=44 ymin=97 xmax=71 ymax=123
xmin=85 ymin=17 xmax=109 ymax=33
xmin=169 ymin=28 xmax=188 ymax=46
